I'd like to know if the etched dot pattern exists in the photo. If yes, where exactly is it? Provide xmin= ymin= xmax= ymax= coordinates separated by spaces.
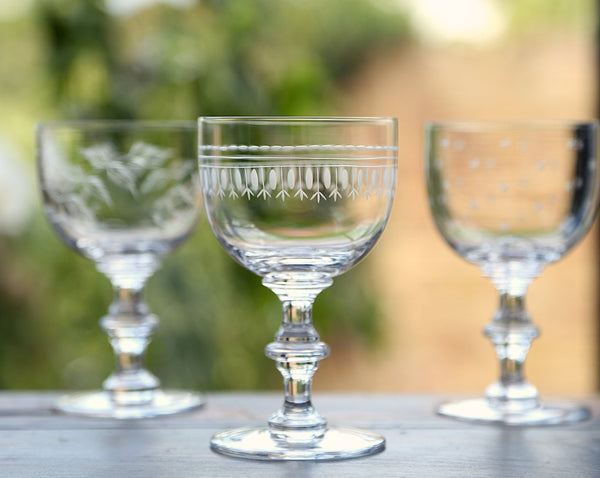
xmin=433 ymin=131 xmax=590 ymax=232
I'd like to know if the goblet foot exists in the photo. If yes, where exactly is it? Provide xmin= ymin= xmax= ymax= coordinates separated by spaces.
xmin=437 ymin=398 xmax=590 ymax=426
xmin=210 ymin=426 xmax=385 ymax=461
xmin=54 ymin=390 xmax=204 ymax=419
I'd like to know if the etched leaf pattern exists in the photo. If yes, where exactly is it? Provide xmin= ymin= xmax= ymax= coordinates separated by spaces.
xmin=56 ymin=142 xmax=195 ymax=226
xmin=128 ymin=141 xmax=172 ymax=171
xmin=80 ymin=143 xmax=136 ymax=196
xmin=140 ymin=169 xmax=169 ymax=195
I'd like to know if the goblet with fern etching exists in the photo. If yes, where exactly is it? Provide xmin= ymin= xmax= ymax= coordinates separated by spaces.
xmin=37 ymin=121 xmax=203 ymax=418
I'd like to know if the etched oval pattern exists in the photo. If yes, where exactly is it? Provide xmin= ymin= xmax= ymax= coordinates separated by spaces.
xmin=200 ymin=165 xmax=395 ymax=202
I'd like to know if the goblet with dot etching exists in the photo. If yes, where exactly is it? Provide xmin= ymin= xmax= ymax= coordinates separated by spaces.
xmin=425 ymin=121 xmax=600 ymax=425
xmin=37 ymin=121 xmax=203 ymax=418
xmin=199 ymin=117 xmax=397 ymax=460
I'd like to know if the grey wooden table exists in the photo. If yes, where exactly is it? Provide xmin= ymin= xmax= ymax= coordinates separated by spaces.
xmin=0 ymin=392 xmax=599 ymax=477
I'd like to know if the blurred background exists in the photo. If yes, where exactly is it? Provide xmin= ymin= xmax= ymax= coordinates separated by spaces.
xmin=0 ymin=0 xmax=597 ymax=396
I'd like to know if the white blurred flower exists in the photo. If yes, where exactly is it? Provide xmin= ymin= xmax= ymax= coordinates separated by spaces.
xmin=0 ymin=0 xmax=33 ymax=22
xmin=0 ymin=138 xmax=34 ymax=235
xmin=104 ymin=0 xmax=195 ymax=17
xmin=400 ymin=0 xmax=506 ymax=45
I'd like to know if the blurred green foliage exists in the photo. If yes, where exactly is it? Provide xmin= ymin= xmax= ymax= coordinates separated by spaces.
xmin=40 ymin=0 xmax=410 ymax=118
xmin=0 ymin=0 xmax=410 ymax=391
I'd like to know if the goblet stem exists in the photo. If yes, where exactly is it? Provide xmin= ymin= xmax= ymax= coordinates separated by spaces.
xmin=484 ymin=292 xmax=540 ymax=412
xmin=101 ymin=285 xmax=160 ymax=407
xmin=210 ymin=281 xmax=386 ymax=458
xmin=263 ymin=278 xmax=331 ymax=445
xmin=55 ymin=279 xmax=204 ymax=417
xmin=438 ymin=286 xmax=590 ymax=425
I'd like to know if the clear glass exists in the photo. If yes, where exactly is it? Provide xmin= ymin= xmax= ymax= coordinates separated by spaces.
xmin=199 ymin=116 xmax=397 ymax=460
xmin=425 ymin=121 xmax=600 ymax=425
xmin=37 ymin=120 xmax=204 ymax=418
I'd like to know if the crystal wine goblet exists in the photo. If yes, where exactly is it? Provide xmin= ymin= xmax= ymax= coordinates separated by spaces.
xmin=37 ymin=120 xmax=204 ymax=418
xmin=199 ymin=117 xmax=397 ymax=460
xmin=425 ymin=121 xmax=600 ymax=425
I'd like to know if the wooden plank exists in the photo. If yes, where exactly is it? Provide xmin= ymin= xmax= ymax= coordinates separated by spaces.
xmin=0 ymin=393 xmax=597 ymax=477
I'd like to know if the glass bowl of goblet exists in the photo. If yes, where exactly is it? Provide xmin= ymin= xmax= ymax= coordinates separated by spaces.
xmin=425 ymin=121 xmax=600 ymax=425
xmin=37 ymin=120 xmax=204 ymax=418
xmin=199 ymin=116 xmax=397 ymax=460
